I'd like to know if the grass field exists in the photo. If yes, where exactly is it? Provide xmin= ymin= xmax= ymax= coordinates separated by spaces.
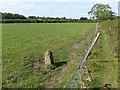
xmin=2 ymin=23 xmax=95 ymax=88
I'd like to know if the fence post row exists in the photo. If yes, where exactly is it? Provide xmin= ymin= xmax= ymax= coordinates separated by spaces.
xmin=63 ymin=23 xmax=100 ymax=88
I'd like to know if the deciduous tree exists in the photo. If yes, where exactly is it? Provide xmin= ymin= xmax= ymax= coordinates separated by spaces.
xmin=88 ymin=3 xmax=115 ymax=21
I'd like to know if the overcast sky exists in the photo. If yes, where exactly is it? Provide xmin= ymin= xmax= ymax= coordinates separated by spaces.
xmin=0 ymin=0 xmax=119 ymax=19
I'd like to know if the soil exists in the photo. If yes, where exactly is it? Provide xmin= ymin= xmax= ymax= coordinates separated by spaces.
xmin=33 ymin=61 xmax=44 ymax=69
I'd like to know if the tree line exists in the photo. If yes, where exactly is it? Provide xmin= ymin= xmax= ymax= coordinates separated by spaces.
xmin=1 ymin=3 xmax=118 ymax=23
xmin=1 ymin=12 xmax=94 ymax=23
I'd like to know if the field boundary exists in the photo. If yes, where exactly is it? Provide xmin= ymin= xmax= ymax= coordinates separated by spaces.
xmin=64 ymin=23 xmax=100 ymax=88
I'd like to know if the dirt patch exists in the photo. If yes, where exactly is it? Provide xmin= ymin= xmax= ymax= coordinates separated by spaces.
xmin=23 ymin=56 xmax=45 ymax=70
xmin=69 ymin=52 xmax=76 ymax=60
xmin=33 ymin=61 xmax=44 ymax=69
xmin=72 ymin=40 xmax=85 ymax=49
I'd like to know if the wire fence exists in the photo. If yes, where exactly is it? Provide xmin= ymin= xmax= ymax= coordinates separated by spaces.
xmin=63 ymin=23 xmax=100 ymax=88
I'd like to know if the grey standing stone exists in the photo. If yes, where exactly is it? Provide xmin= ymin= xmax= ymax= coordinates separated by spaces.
xmin=44 ymin=51 xmax=54 ymax=66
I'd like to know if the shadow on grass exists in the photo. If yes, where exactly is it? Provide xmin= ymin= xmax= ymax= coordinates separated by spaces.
xmin=53 ymin=60 xmax=68 ymax=67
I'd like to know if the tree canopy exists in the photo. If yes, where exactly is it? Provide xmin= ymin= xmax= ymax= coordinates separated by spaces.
xmin=88 ymin=3 xmax=116 ymax=21
xmin=1 ymin=12 xmax=94 ymax=23
xmin=2 ymin=13 xmax=26 ymax=19
xmin=80 ymin=17 xmax=88 ymax=21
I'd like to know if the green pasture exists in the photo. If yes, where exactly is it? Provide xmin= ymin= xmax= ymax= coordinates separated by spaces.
xmin=2 ymin=23 xmax=95 ymax=88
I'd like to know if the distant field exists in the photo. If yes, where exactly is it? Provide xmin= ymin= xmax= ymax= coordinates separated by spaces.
xmin=2 ymin=23 xmax=95 ymax=88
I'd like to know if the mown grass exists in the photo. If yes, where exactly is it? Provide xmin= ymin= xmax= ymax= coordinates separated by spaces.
xmin=2 ymin=23 xmax=95 ymax=88
xmin=86 ymin=20 xmax=118 ymax=88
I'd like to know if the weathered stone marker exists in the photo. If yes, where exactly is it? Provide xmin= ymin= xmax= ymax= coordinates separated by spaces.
xmin=44 ymin=51 xmax=54 ymax=66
